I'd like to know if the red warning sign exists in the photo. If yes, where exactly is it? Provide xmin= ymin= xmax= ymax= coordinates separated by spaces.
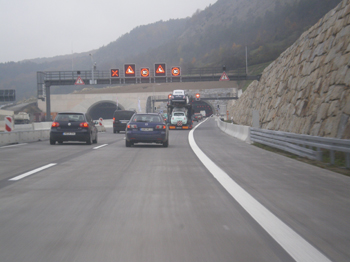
xmin=171 ymin=67 xmax=181 ymax=76
xmin=124 ymin=64 xmax=136 ymax=77
xmin=75 ymin=76 xmax=85 ymax=85
xmin=155 ymin=63 xmax=166 ymax=76
xmin=111 ymin=69 xmax=119 ymax=77
xmin=141 ymin=68 xmax=150 ymax=77
xmin=219 ymin=71 xmax=230 ymax=81
xmin=156 ymin=65 xmax=165 ymax=74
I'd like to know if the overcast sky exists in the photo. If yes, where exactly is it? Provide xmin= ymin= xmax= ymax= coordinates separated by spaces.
xmin=0 ymin=0 xmax=217 ymax=63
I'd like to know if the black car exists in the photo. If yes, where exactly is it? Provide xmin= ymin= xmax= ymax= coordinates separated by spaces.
xmin=168 ymin=89 xmax=189 ymax=106
xmin=113 ymin=110 xmax=135 ymax=133
xmin=50 ymin=112 xmax=98 ymax=145
xmin=125 ymin=113 xmax=169 ymax=147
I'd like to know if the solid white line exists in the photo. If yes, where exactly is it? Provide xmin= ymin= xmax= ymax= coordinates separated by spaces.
xmin=189 ymin=121 xmax=331 ymax=262
xmin=0 ymin=143 xmax=28 ymax=149
xmin=93 ymin=144 xmax=108 ymax=150
xmin=9 ymin=163 xmax=57 ymax=181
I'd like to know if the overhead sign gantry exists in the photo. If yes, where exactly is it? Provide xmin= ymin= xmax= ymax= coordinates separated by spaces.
xmin=37 ymin=66 xmax=261 ymax=120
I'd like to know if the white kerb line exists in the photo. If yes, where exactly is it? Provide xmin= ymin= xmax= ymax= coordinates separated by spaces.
xmin=9 ymin=163 xmax=57 ymax=181
xmin=189 ymin=121 xmax=331 ymax=262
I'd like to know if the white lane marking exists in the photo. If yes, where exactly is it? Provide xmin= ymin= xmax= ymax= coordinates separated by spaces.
xmin=189 ymin=121 xmax=331 ymax=262
xmin=93 ymin=144 xmax=108 ymax=150
xmin=9 ymin=163 xmax=57 ymax=181
xmin=0 ymin=143 xmax=28 ymax=149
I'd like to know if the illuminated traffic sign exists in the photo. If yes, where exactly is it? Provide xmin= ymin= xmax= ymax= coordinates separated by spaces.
xmin=124 ymin=64 xmax=136 ymax=77
xmin=141 ymin=68 xmax=150 ymax=77
xmin=155 ymin=63 xmax=166 ymax=77
xmin=111 ymin=69 xmax=119 ymax=77
xmin=171 ymin=67 xmax=181 ymax=76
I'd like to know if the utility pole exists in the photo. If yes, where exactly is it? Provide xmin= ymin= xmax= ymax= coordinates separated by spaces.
xmin=89 ymin=54 xmax=95 ymax=85
xmin=245 ymin=46 xmax=248 ymax=75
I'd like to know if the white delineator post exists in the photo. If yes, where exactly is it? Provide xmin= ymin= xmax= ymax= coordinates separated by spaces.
xmin=5 ymin=116 xmax=13 ymax=132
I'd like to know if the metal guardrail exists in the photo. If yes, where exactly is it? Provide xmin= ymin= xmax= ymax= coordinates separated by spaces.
xmin=250 ymin=128 xmax=350 ymax=168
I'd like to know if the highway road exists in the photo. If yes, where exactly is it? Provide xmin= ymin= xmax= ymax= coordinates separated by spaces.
xmin=0 ymin=118 xmax=349 ymax=262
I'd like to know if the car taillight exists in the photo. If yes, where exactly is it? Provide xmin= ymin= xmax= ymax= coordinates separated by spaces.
xmin=79 ymin=122 xmax=89 ymax=128
xmin=127 ymin=124 xmax=137 ymax=129
xmin=155 ymin=125 xmax=166 ymax=129
xmin=113 ymin=117 xmax=115 ymax=123
xmin=51 ymin=122 xmax=59 ymax=127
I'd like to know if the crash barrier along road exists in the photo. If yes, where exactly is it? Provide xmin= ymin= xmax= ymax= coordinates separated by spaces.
xmin=216 ymin=118 xmax=350 ymax=168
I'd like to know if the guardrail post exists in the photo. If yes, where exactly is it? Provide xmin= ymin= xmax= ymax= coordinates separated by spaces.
xmin=316 ymin=147 xmax=323 ymax=162
xmin=330 ymin=150 xmax=335 ymax=165
xmin=346 ymin=153 xmax=350 ymax=169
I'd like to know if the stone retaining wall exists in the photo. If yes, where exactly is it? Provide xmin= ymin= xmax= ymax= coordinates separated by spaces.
xmin=230 ymin=0 xmax=350 ymax=139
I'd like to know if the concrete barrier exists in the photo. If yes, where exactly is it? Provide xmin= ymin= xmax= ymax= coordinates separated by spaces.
xmin=216 ymin=117 xmax=251 ymax=144
xmin=0 ymin=130 xmax=50 ymax=146
xmin=0 ymin=122 xmax=52 ymax=146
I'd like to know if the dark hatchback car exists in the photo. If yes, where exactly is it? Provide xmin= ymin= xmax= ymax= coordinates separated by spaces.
xmin=50 ymin=112 xmax=98 ymax=145
xmin=113 ymin=110 xmax=135 ymax=133
xmin=125 ymin=113 xmax=169 ymax=147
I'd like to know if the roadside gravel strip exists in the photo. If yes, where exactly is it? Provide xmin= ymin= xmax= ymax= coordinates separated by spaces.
xmin=189 ymin=119 xmax=331 ymax=262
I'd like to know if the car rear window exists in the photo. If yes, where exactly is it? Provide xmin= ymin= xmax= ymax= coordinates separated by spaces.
xmin=55 ymin=113 xmax=85 ymax=122
xmin=114 ymin=111 xmax=135 ymax=120
xmin=132 ymin=115 xmax=162 ymax=122
xmin=174 ymin=112 xmax=185 ymax=116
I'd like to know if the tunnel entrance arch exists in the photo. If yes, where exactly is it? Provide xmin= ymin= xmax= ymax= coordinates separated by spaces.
xmin=87 ymin=101 xmax=124 ymax=120
xmin=191 ymin=100 xmax=213 ymax=117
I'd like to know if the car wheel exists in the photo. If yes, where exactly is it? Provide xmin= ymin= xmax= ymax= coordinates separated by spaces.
xmin=163 ymin=139 xmax=168 ymax=147
xmin=113 ymin=129 xmax=116 ymax=133
xmin=58 ymin=141 xmax=63 ymax=144
xmin=50 ymin=139 xmax=55 ymax=145
xmin=125 ymin=140 xmax=131 ymax=147
xmin=117 ymin=130 xmax=120 ymax=133
xmin=93 ymin=133 xmax=98 ymax=143
xmin=86 ymin=134 xmax=92 ymax=145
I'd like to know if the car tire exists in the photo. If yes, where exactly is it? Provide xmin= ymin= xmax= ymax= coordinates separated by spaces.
xmin=50 ymin=139 xmax=55 ymax=145
xmin=163 ymin=139 xmax=168 ymax=147
xmin=113 ymin=129 xmax=116 ymax=134
xmin=58 ymin=141 xmax=63 ymax=144
xmin=117 ymin=130 xmax=120 ymax=133
xmin=86 ymin=134 xmax=92 ymax=145
xmin=93 ymin=133 xmax=98 ymax=144
xmin=125 ymin=140 xmax=131 ymax=147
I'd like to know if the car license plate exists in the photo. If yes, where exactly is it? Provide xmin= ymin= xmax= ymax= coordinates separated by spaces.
xmin=63 ymin=132 xmax=76 ymax=135
xmin=141 ymin=128 xmax=153 ymax=131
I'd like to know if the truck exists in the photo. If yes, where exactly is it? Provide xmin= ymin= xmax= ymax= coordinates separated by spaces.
xmin=200 ymin=110 xmax=206 ymax=118
xmin=14 ymin=112 xmax=30 ymax=124
xmin=167 ymin=90 xmax=193 ymax=130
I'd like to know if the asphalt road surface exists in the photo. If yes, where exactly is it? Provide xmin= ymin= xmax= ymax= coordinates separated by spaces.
xmin=0 ymin=118 xmax=349 ymax=262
